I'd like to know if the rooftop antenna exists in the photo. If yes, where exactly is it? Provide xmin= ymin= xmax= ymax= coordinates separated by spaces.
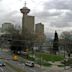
xmin=24 ymin=1 xmax=26 ymax=7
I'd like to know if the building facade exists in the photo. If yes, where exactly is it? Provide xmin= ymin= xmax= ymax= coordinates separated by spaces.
xmin=35 ymin=23 xmax=45 ymax=43
xmin=22 ymin=15 xmax=34 ymax=36
xmin=2 ymin=23 xmax=14 ymax=33
xmin=20 ymin=3 xmax=34 ymax=39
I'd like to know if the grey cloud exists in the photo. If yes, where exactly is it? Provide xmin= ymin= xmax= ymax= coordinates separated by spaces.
xmin=50 ymin=22 xmax=71 ymax=28
xmin=0 ymin=11 xmax=21 ymax=26
xmin=32 ymin=10 xmax=62 ymax=18
xmin=31 ymin=0 xmax=72 ymax=28
xmin=4 ymin=11 xmax=19 ymax=17
xmin=32 ymin=9 xmax=72 ymax=28
xmin=32 ymin=0 xmax=72 ymax=28
xmin=0 ymin=0 xmax=2 ymax=2
xmin=32 ymin=9 xmax=63 ymax=24
xmin=63 ymin=12 xmax=72 ymax=22
xmin=44 ymin=0 xmax=72 ymax=10
xmin=50 ymin=11 xmax=72 ymax=28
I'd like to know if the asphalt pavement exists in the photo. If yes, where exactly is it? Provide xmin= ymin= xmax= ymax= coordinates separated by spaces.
xmin=0 ymin=63 xmax=16 ymax=72
xmin=0 ymin=49 xmax=44 ymax=72
xmin=0 ymin=49 xmax=72 ymax=72
xmin=0 ymin=50 xmax=17 ymax=72
xmin=8 ymin=59 xmax=44 ymax=72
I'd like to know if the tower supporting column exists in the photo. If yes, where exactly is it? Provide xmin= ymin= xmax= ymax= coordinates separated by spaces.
xmin=20 ymin=2 xmax=35 ymax=51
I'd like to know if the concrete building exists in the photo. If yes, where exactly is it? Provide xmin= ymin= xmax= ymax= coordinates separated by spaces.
xmin=35 ymin=23 xmax=45 ymax=43
xmin=2 ymin=23 xmax=14 ymax=33
xmin=22 ymin=15 xmax=34 ymax=35
xmin=35 ymin=23 xmax=44 ymax=34
xmin=20 ymin=2 xmax=46 ymax=52
xmin=20 ymin=2 xmax=34 ymax=39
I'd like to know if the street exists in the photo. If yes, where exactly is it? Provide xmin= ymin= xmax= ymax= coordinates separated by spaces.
xmin=0 ymin=64 xmax=17 ymax=72
xmin=7 ymin=58 xmax=44 ymax=72
xmin=0 ymin=49 xmax=72 ymax=72
xmin=0 ymin=49 xmax=44 ymax=72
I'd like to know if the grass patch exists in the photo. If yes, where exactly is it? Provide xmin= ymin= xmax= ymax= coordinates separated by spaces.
xmin=27 ymin=56 xmax=35 ymax=61
xmin=35 ymin=52 xmax=64 ymax=62
xmin=40 ymin=62 xmax=52 ymax=67
xmin=27 ymin=55 xmax=52 ymax=67
xmin=35 ymin=58 xmax=52 ymax=67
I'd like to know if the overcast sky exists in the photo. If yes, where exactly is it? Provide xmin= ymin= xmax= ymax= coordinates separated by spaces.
xmin=0 ymin=0 xmax=72 ymax=37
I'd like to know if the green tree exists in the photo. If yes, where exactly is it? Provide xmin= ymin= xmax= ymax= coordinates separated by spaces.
xmin=53 ymin=31 xmax=59 ymax=55
xmin=1 ymin=23 xmax=23 ymax=54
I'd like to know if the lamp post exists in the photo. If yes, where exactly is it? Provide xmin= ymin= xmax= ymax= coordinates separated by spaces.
xmin=64 ymin=45 xmax=66 ymax=71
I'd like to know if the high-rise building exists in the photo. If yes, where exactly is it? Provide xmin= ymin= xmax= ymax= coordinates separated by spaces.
xmin=2 ymin=23 xmax=14 ymax=33
xmin=35 ymin=23 xmax=44 ymax=34
xmin=20 ymin=2 xmax=34 ymax=39
xmin=35 ymin=23 xmax=44 ymax=43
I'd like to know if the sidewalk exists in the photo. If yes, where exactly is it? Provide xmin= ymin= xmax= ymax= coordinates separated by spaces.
xmin=35 ymin=64 xmax=64 ymax=72
xmin=35 ymin=61 xmax=72 ymax=72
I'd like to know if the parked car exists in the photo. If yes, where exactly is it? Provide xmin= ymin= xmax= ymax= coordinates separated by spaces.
xmin=25 ymin=61 xmax=34 ymax=67
xmin=0 ymin=61 xmax=5 ymax=66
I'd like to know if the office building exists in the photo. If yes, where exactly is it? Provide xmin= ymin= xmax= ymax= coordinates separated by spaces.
xmin=20 ymin=3 xmax=34 ymax=39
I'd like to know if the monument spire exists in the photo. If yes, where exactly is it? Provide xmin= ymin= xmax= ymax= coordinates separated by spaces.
xmin=20 ymin=1 xmax=30 ymax=15
xmin=24 ymin=1 xmax=26 ymax=7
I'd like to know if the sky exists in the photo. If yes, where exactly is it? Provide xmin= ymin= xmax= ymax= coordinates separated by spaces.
xmin=0 ymin=0 xmax=72 ymax=38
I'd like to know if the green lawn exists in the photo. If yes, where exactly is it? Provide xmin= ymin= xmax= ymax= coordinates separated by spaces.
xmin=35 ymin=59 xmax=52 ymax=67
xmin=35 ymin=52 xmax=64 ymax=62
xmin=19 ymin=52 xmax=64 ymax=67
xmin=28 ymin=52 xmax=64 ymax=67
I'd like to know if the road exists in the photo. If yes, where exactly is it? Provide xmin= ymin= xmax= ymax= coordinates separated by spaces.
xmin=0 ymin=49 xmax=44 ymax=72
xmin=0 ymin=67 xmax=10 ymax=72
xmin=0 ymin=49 xmax=72 ymax=72
xmin=8 ymin=60 xmax=44 ymax=72
xmin=0 ymin=64 xmax=17 ymax=72
xmin=0 ymin=50 xmax=18 ymax=72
